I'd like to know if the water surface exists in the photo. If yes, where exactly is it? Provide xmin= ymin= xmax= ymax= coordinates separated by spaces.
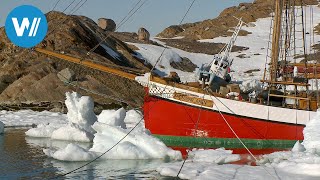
xmin=0 ymin=129 xmax=170 ymax=179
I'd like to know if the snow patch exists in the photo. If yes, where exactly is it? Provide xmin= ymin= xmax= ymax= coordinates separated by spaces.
xmin=240 ymin=79 xmax=262 ymax=93
xmin=100 ymin=44 xmax=122 ymax=61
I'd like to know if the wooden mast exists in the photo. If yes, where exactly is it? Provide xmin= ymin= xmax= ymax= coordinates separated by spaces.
xmin=270 ymin=0 xmax=284 ymax=84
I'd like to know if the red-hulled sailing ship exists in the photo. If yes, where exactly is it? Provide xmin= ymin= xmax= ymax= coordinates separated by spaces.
xmin=34 ymin=0 xmax=320 ymax=155
xmin=137 ymin=0 xmax=319 ymax=154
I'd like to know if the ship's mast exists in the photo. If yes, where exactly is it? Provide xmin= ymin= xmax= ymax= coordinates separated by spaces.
xmin=270 ymin=0 xmax=284 ymax=83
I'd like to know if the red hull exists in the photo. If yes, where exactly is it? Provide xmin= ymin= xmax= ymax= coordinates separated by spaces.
xmin=144 ymin=94 xmax=304 ymax=154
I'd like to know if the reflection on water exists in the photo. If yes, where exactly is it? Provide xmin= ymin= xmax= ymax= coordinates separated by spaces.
xmin=0 ymin=129 xmax=169 ymax=179
xmin=0 ymin=129 xmax=58 ymax=179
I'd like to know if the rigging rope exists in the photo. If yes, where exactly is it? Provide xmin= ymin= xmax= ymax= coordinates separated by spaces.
xmin=150 ymin=0 xmax=197 ymax=73
xmin=205 ymin=89 xmax=279 ymax=180
xmin=46 ymin=0 xmax=88 ymax=37
xmin=51 ymin=0 xmax=62 ymax=11
xmin=46 ymin=0 xmax=198 ymax=177
xmin=61 ymin=0 xmax=77 ymax=13
xmin=176 ymin=93 xmax=205 ymax=177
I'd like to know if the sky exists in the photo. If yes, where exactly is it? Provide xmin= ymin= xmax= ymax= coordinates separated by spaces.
xmin=0 ymin=0 xmax=252 ymax=36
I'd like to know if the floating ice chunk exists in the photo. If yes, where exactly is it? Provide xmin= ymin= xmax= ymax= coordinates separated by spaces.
xmin=51 ymin=124 xmax=94 ymax=142
xmin=25 ymin=123 xmax=63 ymax=138
xmin=303 ymin=109 xmax=320 ymax=153
xmin=124 ymin=109 xmax=145 ymax=131
xmin=90 ymin=121 xmax=181 ymax=160
xmin=44 ymin=143 xmax=98 ymax=161
xmin=98 ymin=108 xmax=126 ymax=129
xmin=65 ymin=92 xmax=97 ymax=133
xmin=292 ymin=141 xmax=306 ymax=152
xmin=25 ymin=92 xmax=97 ymax=141
xmin=1 ymin=110 xmax=67 ymax=127
xmin=0 ymin=121 xmax=4 ymax=134
xmin=188 ymin=148 xmax=241 ymax=164
xmin=124 ymin=109 xmax=142 ymax=124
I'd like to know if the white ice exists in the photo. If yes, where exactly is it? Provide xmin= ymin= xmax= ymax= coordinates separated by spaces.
xmin=26 ymin=92 xmax=97 ymax=142
xmin=188 ymin=148 xmax=241 ymax=164
xmin=303 ymin=109 xmax=320 ymax=153
xmin=97 ymin=108 xmax=126 ymax=129
xmin=44 ymin=143 xmax=98 ymax=161
xmin=0 ymin=110 xmax=67 ymax=127
xmin=22 ymin=92 xmax=182 ymax=161
xmin=157 ymin=109 xmax=320 ymax=179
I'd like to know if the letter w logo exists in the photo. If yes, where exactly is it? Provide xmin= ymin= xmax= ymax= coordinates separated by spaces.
xmin=11 ymin=17 xmax=41 ymax=37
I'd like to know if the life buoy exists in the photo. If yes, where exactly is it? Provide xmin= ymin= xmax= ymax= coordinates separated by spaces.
xmin=226 ymin=92 xmax=242 ymax=101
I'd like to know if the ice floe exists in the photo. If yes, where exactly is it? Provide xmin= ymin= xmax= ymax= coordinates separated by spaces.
xmin=156 ymin=110 xmax=320 ymax=179
xmin=303 ymin=109 xmax=320 ymax=153
xmin=0 ymin=110 xmax=67 ymax=127
xmin=5 ymin=90 xmax=320 ymax=178
xmin=44 ymin=143 xmax=98 ymax=161
xmin=21 ymin=92 xmax=180 ymax=161
xmin=26 ymin=92 xmax=97 ymax=142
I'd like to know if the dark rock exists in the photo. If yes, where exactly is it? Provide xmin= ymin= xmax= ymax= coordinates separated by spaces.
xmin=138 ymin=27 xmax=150 ymax=41
xmin=244 ymin=69 xmax=260 ymax=73
xmin=170 ymin=57 xmax=197 ymax=72
xmin=0 ymin=11 xmax=147 ymax=107
xmin=98 ymin=18 xmax=116 ymax=31
xmin=156 ymin=25 xmax=184 ymax=38
xmin=57 ymin=68 xmax=75 ymax=82
xmin=158 ymin=38 xmax=247 ymax=55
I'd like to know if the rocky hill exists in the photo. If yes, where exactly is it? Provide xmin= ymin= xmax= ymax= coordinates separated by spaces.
xmin=1 ymin=1 xmax=319 ymax=111
xmin=157 ymin=0 xmax=318 ymax=40
xmin=0 ymin=11 xmax=150 ymax=110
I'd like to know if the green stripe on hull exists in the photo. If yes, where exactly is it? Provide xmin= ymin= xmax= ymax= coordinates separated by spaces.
xmin=154 ymin=135 xmax=297 ymax=149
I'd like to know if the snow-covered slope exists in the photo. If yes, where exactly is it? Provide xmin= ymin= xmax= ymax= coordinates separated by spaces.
xmin=131 ymin=5 xmax=320 ymax=85
xmin=130 ymin=42 xmax=214 ymax=82
xmin=200 ymin=5 xmax=320 ymax=82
